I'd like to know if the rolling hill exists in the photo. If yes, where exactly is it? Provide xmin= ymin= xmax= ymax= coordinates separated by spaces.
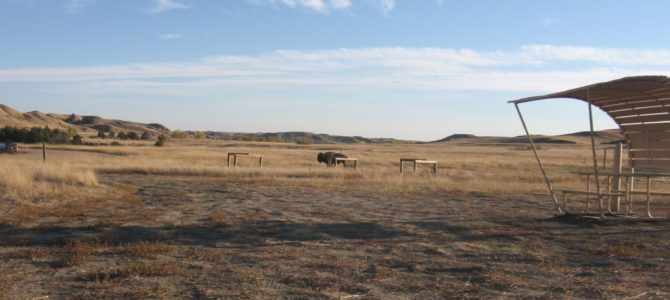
xmin=432 ymin=129 xmax=624 ymax=145
xmin=1 ymin=103 xmax=625 ymax=145
xmin=0 ymin=104 xmax=169 ymax=136
xmin=204 ymin=131 xmax=407 ymax=144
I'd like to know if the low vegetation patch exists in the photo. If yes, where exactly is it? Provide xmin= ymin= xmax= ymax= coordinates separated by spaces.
xmin=0 ymin=158 xmax=97 ymax=201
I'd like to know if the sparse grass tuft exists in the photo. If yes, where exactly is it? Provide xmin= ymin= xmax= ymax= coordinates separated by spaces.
xmin=91 ymin=261 xmax=181 ymax=282
xmin=0 ymin=266 xmax=12 ymax=299
xmin=61 ymin=241 xmax=97 ymax=267
xmin=209 ymin=211 xmax=231 ymax=227
xmin=117 ymin=241 xmax=170 ymax=259
xmin=9 ymin=247 xmax=53 ymax=261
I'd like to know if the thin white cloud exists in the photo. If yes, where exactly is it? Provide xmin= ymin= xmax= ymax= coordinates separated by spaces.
xmin=377 ymin=0 xmax=394 ymax=14
xmin=158 ymin=33 xmax=185 ymax=40
xmin=1 ymin=45 xmax=669 ymax=94
xmin=247 ymin=0 xmax=397 ymax=13
xmin=146 ymin=0 xmax=190 ymax=13
xmin=246 ymin=0 xmax=330 ymax=12
xmin=64 ymin=0 xmax=93 ymax=13
xmin=331 ymin=0 xmax=352 ymax=9
xmin=542 ymin=17 xmax=562 ymax=27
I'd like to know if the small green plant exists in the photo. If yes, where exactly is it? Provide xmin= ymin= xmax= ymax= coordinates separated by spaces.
xmin=154 ymin=134 xmax=168 ymax=147
xmin=71 ymin=134 xmax=83 ymax=145
xmin=111 ymin=141 xmax=121 ymax=146
xmin=171 ymin=130 xmax=188 ymax=139
xmin=194 ymin=131 xmax=206 ymax=139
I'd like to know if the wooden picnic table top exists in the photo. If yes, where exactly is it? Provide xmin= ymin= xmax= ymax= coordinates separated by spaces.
xmin=574 ymin=170 xmax=670 ymax=177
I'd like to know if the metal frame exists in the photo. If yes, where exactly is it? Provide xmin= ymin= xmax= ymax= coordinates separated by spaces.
xmin=513 ymin=89 xmax=611 ymax=217
xmin=510 ymin=76 xmax=670 ymax=219
xmin=514 ymin=103 xmax=561 ymax=213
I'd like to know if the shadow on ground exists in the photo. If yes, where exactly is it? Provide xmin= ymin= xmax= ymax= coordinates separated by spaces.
xmin=0 ymin=221 xmax=406 ymax=248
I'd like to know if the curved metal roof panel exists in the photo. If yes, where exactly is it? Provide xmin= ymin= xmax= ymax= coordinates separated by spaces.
xmin=510 ymin=76 xmax=670 ymax=170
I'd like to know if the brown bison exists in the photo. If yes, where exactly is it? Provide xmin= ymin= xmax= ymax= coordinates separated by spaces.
xmin=317 ymin=152 xmax=347 ymax=167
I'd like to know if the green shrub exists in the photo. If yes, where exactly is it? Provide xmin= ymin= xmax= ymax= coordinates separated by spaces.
xmin=71 ymin=134 xmax=83 ymax=145
xmin=171 ymin=130 xmax=188 ymax=139
xmin=155 ymin=134 xmax=168 ymax=147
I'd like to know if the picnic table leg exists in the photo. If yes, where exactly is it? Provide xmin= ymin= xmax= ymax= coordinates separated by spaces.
xmin=433 ymin=163 xmax=437 ymax=174
xmin=354 ymin=160 xmax=357 ymax=170
xmin=234 ymin=155 xmax=238 ymax=168
xmin=413 ymin=162 xmax=417 ymax=174
xmin=606 ymin=176 xmax=615 ymax=214
xmin=400 ymin=161 xmax=403 ymax=173
xmin=625 ymin=176 xmax=633 ymax=216
xmin=646 ymin=177 xmax=653 ymax=218
xmin=227 ymin=154 xmax=232 ymax=167
xmin=585 ymin=175 xmax=591 ymax=213
xmin=563 ymin=193 xmax=568 ymax=213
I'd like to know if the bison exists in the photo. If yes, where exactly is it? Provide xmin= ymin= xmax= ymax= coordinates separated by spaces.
xmin=317 ymin=152 xmax=347 ymax=167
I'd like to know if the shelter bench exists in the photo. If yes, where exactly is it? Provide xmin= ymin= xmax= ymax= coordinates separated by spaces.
xmin=227 ymin=152 xmax=263 ymax=167
xmin=562 ymin=170 xmax=670 ymax=218
xmin=399 ymin=158 xmax=437 ymax=174
xmin=555 ymin=189 xmax=622 ymax=214
xmin=334 ymin=157 xmax=358 ymax=170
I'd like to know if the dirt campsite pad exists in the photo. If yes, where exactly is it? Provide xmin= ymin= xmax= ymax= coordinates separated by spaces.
xmin=1 ymin=140 xmax=669 ymax=299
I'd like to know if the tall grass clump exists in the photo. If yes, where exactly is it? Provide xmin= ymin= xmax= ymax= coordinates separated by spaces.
xmin=0 ymin=158 xmax=98 ymax=200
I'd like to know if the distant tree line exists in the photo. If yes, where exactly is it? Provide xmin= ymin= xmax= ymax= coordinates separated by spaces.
xmin=0 ymin=126 xmax=83 ymax=144
xmin=97 ymin=130 xmax=153 ymax=141
xmin=170 ymin=130 xmax=206 ymax=139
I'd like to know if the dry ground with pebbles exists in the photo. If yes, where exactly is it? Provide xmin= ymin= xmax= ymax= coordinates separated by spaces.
xmin=0 ymin=140 xmax=669 ymax=299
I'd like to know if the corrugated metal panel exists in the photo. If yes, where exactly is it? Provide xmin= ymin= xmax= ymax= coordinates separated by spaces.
xmin=510 ymin=76 xmax=670 ymax=171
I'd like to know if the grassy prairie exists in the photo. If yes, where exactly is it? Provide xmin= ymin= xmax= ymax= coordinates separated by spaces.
xmin=0 ymin=140 xmax=669 ymax=299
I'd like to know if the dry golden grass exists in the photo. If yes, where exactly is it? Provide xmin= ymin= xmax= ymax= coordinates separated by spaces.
xmin=10 ymin=139 xmax=621 ymax=197
xmin=61 ymin=240 xmax=97 ymax=267
xmin=0 ymin=157 xmax=97 ymax=201
xmin=117 ymin=241 xmax=170 ymax=259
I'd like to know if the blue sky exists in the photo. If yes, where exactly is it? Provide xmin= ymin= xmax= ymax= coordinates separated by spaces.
xmin=2 ymin=0 xmax=670 ymax=140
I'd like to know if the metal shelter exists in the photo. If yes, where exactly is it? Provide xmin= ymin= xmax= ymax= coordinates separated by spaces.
xmin=509 ymin=76 xmax=670 ymax=217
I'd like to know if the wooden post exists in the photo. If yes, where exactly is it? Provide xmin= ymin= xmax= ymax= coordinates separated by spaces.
xmin=586 ymin=175 xmax=592 ymax=213
xmin=259 ymin=156 xmax=263 ymax=167
xmin=413 ymin=161 xmax=417 ymax=173
xmin=646 ymin=177 xmax=652 ymax=218
xmin=611 ymin=143 xmax=623 ymax=212
xmin=42 ymin=142 xmax=46 ymax=162
xmin=433 ymin=163 xmax=437 ymax=174
xmin=400 ymin=160 xmax=403 ymax=173
xmin=587 ymin=93 xmax=604 ymax=218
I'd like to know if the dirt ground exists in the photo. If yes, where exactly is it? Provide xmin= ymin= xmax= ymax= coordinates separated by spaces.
xmin=1 ymin=143 xmax=669 ymax=299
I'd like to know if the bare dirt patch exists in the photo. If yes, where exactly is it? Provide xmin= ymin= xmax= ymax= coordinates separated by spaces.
xmin=0 ymin=142 xmax=669 ymax=298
